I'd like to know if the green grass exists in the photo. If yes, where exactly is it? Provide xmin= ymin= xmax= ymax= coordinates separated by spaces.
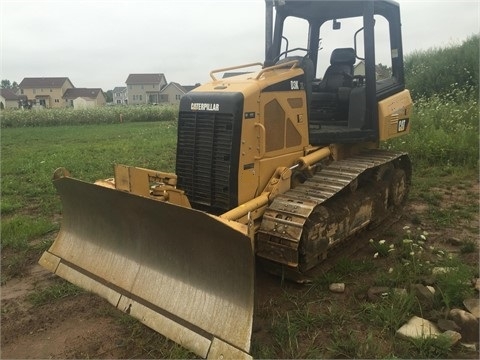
xmin=433 ymin=257 xmax=476 ymax=309
xmin=327 ymin=330 xmax=380 ymax=358
xmin=359 ymin=291 xmax=416 ymax=333
xmin=385 ymin=85 xmax=478 ymax=170
xmin=0 ymin=121 xmax=178 ymax=277
xmin=1 ymin=215 xmax=55 ymax=250
xmin=400 ymin=334 xmax=453 ymax=359
xmin=27 ymin=280 xmax=83 ymax=306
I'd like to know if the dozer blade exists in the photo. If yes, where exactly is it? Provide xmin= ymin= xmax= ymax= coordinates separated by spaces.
xmin=39 ymin=176 xmax=254 ymax=359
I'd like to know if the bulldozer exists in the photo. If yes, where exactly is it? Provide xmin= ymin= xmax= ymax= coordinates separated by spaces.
xmin=40 ymin=0 xmax=412 ymax=358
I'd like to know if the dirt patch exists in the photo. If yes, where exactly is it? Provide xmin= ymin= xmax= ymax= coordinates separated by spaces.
xmin=1 ymin=264 xmax=54 ymax=301
xmin=2 ymin=296 xmax=124 ymax=359
xmin=1 ymin=181 xmax=478 ymax=359
xmin=1 ymin=270 xmax=133 ymax=359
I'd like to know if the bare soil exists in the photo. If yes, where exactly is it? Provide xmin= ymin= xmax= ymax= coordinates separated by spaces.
xmin=1 ymin=181 xmax=478 ymax=359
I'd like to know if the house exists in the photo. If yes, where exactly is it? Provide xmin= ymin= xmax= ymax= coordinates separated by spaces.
xmin=18 ymin=77 xmax=74 ymax=108
xmin=158 ymin=82 xmax=200 ymax=105
xmin=0 ymin=88 xmax=20 ymax=109
xmin=354 ymin=61 xmax=365 ymax=77
xmin=125 ymin=73 xmax=167 ymax=105
xmin=113 ymin=87 xmax=127 ymax=105
xmin=354 ymin=61 xmax=392 ymax=80
xmin=63 ymin=88 xmax=106 ymax=109
xmin=182 ymin=84 xmax=200 ymax=93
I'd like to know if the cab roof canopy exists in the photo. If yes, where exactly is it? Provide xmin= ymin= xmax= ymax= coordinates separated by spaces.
xmin=273 ymin=0 xmax=399 ymax=23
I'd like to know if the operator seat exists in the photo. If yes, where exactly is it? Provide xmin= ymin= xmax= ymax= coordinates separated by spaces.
xmin=311 ymin=48 xmax=356 ymax=126
xmin=317 ymin=48 xmax=356 ymax=92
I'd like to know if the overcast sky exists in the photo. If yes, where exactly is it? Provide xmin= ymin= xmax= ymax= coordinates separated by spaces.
xmin=1 ymin=0 xmax=478 ymax=91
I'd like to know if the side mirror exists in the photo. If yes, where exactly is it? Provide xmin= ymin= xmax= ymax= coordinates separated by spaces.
xmin=333 ymin=19 xmax=341 ymax=30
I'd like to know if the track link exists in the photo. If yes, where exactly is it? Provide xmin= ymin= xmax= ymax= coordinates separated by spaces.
xmin=256 ymin=149 xmax=411 ymax=282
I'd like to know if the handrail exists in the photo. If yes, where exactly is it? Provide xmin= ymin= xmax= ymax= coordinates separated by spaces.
xmin=254 ymin=122 xmax=266 ymax=160
xmin=209 ymin=62 xmax=264 ymax=81
xmin=254 ymin=59 xmax=299 ymax=80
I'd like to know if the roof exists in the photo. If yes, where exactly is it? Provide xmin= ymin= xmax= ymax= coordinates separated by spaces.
xmin=19 ymin=77 xmax=73 ymax=88
xmin=125 ymin=73 xmax=166 ymax=85
xmin=182 ymin=85 xmax=199 ymax=93
xmin=160 ymin=82 xmax=200 ymax=94
xmin=113 ymin=86 xmax=127 ymax=93
xmin=0 ymin=88 xmax=19 ymax=100
xmin=171 ymin=82 xmax=187 ymax=92
xmin=276 ymin=0 xmax=399 ymax=23
xmin=63 ymin=88 xmax=104 ymax=99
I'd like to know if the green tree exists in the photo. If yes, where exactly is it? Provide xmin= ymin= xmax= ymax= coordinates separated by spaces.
xmin=1 ymin=79 xmax=19 ymax=92
xmin=105 ymin=90 xmax=113 ymax=103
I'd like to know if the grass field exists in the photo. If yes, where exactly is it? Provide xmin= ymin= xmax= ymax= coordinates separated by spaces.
xmin=1 ymin=121 xmax=177 ymax=278
xmin=1 ymin=106 xmax=478 ymax=358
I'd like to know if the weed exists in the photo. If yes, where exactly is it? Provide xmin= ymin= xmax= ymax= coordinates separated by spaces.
xmin=251 ymin=342 xmax=277 ymax=359
xmin=323 ymin=303 xmax=354 ymax=327
xmin=419 ymin=192 xmax=442 ymax=207
xmin=407 ymin=334 xmax=452 ymax=359
xmin=369 ymin=238 xmax=395 ymax=257
xmin=27 ymin=280 xmax=83 ymax=306
xmin=433 ymin=256 xmax=475 ymax=309
xmin=460 ymin=240 xmax=477 ymax=254
xmin=271 ymin=310 xmax=300 ymax=358
xmin=386 ymin=78 xmax=479 ymax=169
xmin=327 ymin=329 xmax=380 ymax=358
xmin=428 ymin=208 xmax=457 ymax=227
xmin=394 ymin=227 xmax=432 ymax=277
xmin=119 ymin=318 xmax=196 ymax=359
xmin=359 ymin=291 xmax=416 ymax=334
xmin=312 ymin=270 xmax=340 ymax=289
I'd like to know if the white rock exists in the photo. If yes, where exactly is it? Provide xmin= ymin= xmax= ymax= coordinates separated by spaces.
xmin=329 ymin=283 xmax=345 ymax=293
xmin=396 ymin=316 xmax=441 ymax=340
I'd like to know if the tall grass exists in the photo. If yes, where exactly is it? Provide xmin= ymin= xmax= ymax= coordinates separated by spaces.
xmin=405 ymin=35 xmax=479 ymax=99
xmin=386 ymin=35 xmax=480 ymax=169
xmin=0 ymin=104 xmax=178 ymax=128
xmin=385 ymin=84 xmax=479 ymax=168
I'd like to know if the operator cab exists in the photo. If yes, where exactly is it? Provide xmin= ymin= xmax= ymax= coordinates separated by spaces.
xmin=265 ymin=0 xmax=406 ymax=145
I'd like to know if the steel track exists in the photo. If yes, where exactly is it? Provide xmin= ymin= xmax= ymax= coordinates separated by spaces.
xmin=256 ymin=149 xmax=411 ymax=282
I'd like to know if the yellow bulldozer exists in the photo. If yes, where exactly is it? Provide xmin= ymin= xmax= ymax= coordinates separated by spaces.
xmin=40 ymin=0 xmax=412 ymax=358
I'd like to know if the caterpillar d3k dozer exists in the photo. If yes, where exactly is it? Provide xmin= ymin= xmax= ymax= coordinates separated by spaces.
xmin=40 ymin=0 xmax=412 ymax=358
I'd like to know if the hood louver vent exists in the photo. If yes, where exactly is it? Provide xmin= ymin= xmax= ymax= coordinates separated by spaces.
xmin=176 ymin=111 xmax=235 ymax=212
